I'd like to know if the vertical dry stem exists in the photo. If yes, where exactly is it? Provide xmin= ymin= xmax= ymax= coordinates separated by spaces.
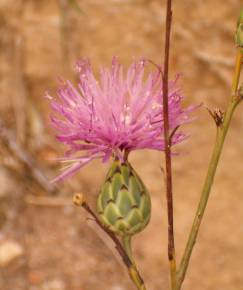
xmin=162 ymin=0 xmax=178 ymax=289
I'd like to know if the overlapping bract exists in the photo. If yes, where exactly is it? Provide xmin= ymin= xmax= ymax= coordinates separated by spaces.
xmin=49 ymin=58 xmax=192 ymax=181
xmin=97 ymin=159 xmax=151 ymax=236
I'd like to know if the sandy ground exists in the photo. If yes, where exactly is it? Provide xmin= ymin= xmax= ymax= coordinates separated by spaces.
xmin=0 ymin=1 xmax=243 ymax=290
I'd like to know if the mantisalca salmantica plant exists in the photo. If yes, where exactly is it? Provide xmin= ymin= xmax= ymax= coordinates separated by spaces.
xmin=47 ymin=8 xmax=243 ymax=290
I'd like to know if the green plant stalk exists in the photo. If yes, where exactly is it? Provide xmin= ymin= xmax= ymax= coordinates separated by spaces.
xmin=170 ymin=255 xmax=178 ymax=290
xmin=122 ymin=236 xmax=147 ymax=290
xmin=177 ymin=48 xmax=242 ymax=288
xmin=177 ymin=98 xmax=239 ymax=286
xmin=122 ymin=236 xmax=133 ymax=262
xmin=128 ymin=265 xmax=146 ymax=290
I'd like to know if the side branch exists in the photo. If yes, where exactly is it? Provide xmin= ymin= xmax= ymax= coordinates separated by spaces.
xmin=73 ymin=193 xmax=146 ymax=290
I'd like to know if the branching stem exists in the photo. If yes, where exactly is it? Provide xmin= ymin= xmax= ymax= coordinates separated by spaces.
xmin=73 ymin=193 xmax=147 ymax=290
xmin=177 ymin=48 xmax=242 ymax=288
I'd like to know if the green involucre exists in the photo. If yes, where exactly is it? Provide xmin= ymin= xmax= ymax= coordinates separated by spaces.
xmin=97 ymin=159 xmax=151 ymax=236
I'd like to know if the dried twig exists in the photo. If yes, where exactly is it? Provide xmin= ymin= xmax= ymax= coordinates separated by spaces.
xmin=12 ymin=34 xmax=27 ymax=145
xmin=58 ymin=0 xmax=75 ymax=74
xmin=59 ymin=0 xmax=69 ymax=71
xmin=25 ymin=195 xmax=70 ymax=206
xmin=86 ymin=219 xmax=124 ymax=267
xmin=162 ymin=0 xmax=178 ymax=289
xmin=205 ymin=107 xmax=224 ymax=127
xmin=195 ymin=51 xmax=234 ymax=68
xmin=0 ymin=119 xmax=57 ymax=194
xmin=195 ymin=51 xmax=232 ymax=86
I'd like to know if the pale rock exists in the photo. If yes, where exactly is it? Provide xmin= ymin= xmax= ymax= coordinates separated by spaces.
xmin=111 ymin=286 xmax=125 ymax=290
xmin=0 ymin=240 xmax=24 ymax=267
xmin=41 ymin=279 xmax=66 ymax=290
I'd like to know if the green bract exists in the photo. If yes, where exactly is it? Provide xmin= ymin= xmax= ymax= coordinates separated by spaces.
xmin=97 ymin=159 xmax=151 ymax=236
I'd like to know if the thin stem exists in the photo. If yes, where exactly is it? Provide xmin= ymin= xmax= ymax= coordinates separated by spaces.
xmin=121 ymin=236 xmax=146 ymax=290
xmin=232 ymin=49 xmax=243 ymax=94
xmin=177 ymin=48 xmax=242 ymax=288
xmin=73 ymin=194 xmax=147 ymax=290
xmin=122 ymin=236 xmax=133 ymax=262
xmin=162 ymin=0 xmax=178 ymax=289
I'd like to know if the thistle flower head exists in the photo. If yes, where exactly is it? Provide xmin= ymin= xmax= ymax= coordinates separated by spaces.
xmin=48 ymin=58 xmax=193 ymax=182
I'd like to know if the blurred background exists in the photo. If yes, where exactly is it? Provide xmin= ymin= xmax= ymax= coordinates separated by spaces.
xmin=0 ymin=1 xmax=243 ymax=290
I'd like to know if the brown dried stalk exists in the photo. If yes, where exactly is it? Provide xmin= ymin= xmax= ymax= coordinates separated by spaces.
xmin=0 ymin=119 xmax=57 ymax=194
xmin=162 ymin=0 xmax=178 ymax=289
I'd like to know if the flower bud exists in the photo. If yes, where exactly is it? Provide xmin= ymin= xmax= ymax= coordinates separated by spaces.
xmin=73 ymin=193 xmax=85 ymax=206
xmin=97 ymin=160 xmax=151 ymax=237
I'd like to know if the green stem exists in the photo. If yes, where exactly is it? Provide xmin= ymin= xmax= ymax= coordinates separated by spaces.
xmin=177 ymin=48 xmax=242 ymax=288
xmin=178 ymin=99 xmax=239 ymax=286
xmin=232 ymin=49 xmax=242 ymax=94
xmin=170 ymin=256 xmax=178 ymax=290
xmin=122 ymin=236 xmax=147 ymax=290
xmin=122 ymin=236 xmax=133 ymax=262
xmin=128 ymin=265 xmax=147 ymax=290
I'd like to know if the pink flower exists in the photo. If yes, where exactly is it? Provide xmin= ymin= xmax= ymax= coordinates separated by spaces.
xmin=48 ymin=58 xmax=193 ymax=182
